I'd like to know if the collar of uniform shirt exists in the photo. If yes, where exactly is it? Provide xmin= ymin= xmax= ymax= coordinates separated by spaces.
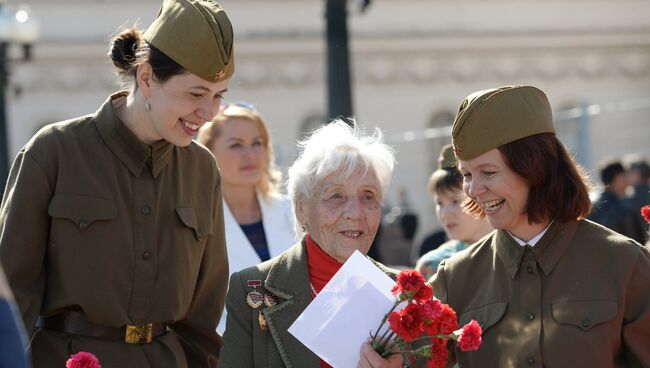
xmin=507 ymin=221 xmax=554 ymax=247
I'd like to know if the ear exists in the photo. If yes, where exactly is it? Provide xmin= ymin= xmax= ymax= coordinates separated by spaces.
xmin=295 ymin=198 xmax=307 ymax=229
xmin=135 ymin=62 xmax=154 ymax=98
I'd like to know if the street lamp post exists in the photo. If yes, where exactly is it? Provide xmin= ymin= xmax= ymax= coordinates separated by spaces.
xmin=325 ymin=0 xmax=353 ymax=122
xmin=325 ymin=0 xmax=372 ymax=125
xmin=0 ymin=1 xmax=38 ymax=194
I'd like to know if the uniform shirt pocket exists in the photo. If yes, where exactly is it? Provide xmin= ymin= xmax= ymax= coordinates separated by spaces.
xmin=459 ymin=300 xmax=507 ymax=332
xmin=175 ymin=207 xmax=213 ymax=242
xmin=48 ymin=193 xmax=116 ymax=231
xmin=551 ymin=299 xmax=618 ymax=331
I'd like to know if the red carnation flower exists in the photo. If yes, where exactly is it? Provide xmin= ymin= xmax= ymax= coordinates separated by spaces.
xmin=415 ymin=283 xmax=434 ymax=302
xmin=388 ymin=303 xmax=423 ymax=342
xmin=391 ymin=270 xmax=432 ymax=302
xmin=427 ymin=338 xmax=449 ymax=368
xmin=419 ymin=298 xmax=443 ymax=323
xmin=424 ymin=303 xmax=458 ymax=336
xmin=641 ymin=205 xmax=650 ymax=225
xmin=456 ymin=320 xmax=482 ymax=352
xmin=66 ymin=352 xmax=102 ymax=368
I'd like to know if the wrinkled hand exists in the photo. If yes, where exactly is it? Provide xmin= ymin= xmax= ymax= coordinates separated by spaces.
xmin=357 ymin=342 xmax=403 ymax=368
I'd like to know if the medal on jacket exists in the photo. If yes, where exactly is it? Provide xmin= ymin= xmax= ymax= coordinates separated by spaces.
xmin=264 ymin=293 xmax=279 ymax=308
xmin=246 ymin=280 xmax=264 ymax=309
xmin=258 ymin=311 xmax=268 ymax=332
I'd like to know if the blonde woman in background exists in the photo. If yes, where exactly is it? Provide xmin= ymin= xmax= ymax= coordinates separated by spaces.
xmin=197 ymin=103 xmax=296 ymax=334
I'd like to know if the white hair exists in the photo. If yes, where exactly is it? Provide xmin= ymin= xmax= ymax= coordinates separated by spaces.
xmin=287 ymin=119 xmax=396 ymax=237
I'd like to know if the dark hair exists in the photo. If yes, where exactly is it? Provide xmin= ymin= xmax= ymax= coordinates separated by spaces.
xmin=629 ymin=160 xmax=650 ymax=181
xmin=464 ymin=133 xmax=592 ymax=223
xmin=625 ymin=154 xmax=650 ymax=181
xmin=427 ymin=167 xmax=463 ymax=197
xmin=597 ymin=159 xmax=625 ymax=186
xmin=109 ymin=27 xmax=186 ymax=84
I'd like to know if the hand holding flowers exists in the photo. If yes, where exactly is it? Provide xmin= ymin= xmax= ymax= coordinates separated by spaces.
xmin=370 ymin=270 xmax=482 ymax=368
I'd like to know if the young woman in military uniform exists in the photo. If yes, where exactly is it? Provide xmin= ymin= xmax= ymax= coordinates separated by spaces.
xmin=432 ymin=86 xmax=650 ymax=367
xmin=0 ymin=0 xmax=234 ymax=367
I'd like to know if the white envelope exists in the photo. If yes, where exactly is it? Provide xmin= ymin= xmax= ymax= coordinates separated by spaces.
xmin=287 ymin=250 xmax=397 ymax=367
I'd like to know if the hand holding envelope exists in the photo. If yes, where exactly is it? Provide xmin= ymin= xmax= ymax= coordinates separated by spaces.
xmin=288 ymin=251 xmax=397 ymax=368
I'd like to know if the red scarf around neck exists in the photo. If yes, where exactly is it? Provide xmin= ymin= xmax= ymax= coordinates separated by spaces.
xmin=305 ymin=235 xmax=343 ymax=368
xmin=306 ymin=235 xmax=343 ymax=293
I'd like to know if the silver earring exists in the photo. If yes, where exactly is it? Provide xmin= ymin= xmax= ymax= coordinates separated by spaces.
xmin=145 ymin=100 xmax=151 ymax=112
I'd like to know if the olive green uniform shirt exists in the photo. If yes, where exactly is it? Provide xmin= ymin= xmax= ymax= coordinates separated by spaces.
xmin=432 ymin=220 xmax=650 ymax=367
xmin=0 ymin=92 xmax=228 ymax=368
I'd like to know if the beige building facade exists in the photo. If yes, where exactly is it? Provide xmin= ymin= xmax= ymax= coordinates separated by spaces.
xmin=8 ymin=0 xmax=650 ymax=250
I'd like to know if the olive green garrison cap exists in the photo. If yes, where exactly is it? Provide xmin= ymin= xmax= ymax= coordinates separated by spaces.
xmin=438 ymin=143 xmax=456 ymax=170
xmin=143 ymin=0 xmax=234 ymax=82
xmin=451 ymin=86 xmax=555 ymax=160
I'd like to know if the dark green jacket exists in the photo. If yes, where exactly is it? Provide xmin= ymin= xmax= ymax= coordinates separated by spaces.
xmin=432 ymin=219 xmax=650 ymax=367
xmin=0 ymin=92 xmax=228 ymax=368
xmin=218 ymin=240 xmax=399 ymax=368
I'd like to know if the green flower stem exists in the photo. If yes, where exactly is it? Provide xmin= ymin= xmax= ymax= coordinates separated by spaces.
xmin=379 ymin=333 xmax=454 ymax=358
xmin=370 ymin=300 xmax=401 ymax=343
xmin=379 ymin=338 xmax=404 ymax=357
xmin=409 ymin=334 xmax=453 ymax=344
xmin=375 ymin=329 xmax=396 ymax=354
xmin=385 ymin=347 xmax=433 ymax=358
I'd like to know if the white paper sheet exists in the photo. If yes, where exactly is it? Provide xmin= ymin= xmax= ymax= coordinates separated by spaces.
xmin=287 ymin=250 xmax=397 ymax=367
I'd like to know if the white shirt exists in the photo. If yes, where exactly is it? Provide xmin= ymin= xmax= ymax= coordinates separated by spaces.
xmin=508 ymin=221 xmax=553 ymax=247
xmin=218 ymin=192 xmax=297 ymax=334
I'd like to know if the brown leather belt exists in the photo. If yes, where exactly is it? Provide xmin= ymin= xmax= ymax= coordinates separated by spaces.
xmin=37 ymin=311 xmax=167 ymax=344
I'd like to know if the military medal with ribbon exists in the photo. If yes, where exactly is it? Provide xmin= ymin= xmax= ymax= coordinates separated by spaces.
xmin=246 ymin=280 xmax=264 ymax=309
xmin=264 ymin=293 xmax=279 ymax=308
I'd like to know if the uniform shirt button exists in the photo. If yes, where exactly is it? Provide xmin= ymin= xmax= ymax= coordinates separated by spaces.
xmin=196 ymin=229 xmax=203 ymax=241
xmin=79 ymin=220 xmax=88 ymax=230
xmin=527 ymin=357 xmax=535 ymax=366
xmin=140 ymin=206 xmax=151 ymax=215
xmin=142 ymin=251 xmax=151 ymax=260
xmin=526 ymin=266 xmax=534 ymax=274
xmin=527 ymin=312 xmax=535 ymax=321
xmin=581 ymin=318 xmax=591 ymax=328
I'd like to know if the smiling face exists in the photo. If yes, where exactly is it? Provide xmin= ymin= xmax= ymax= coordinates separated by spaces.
xmin=458 ymin=148 xmax=534 ymax=240
xmin=297 ymin=164 xmax=382 ymax=263
xmin=138 ymin=63 xmax=229 ymax=146
xmin=434 ymin=188 xmax=491 ymax=243
xmin=211 ymin=117 xmax=266 ymax=188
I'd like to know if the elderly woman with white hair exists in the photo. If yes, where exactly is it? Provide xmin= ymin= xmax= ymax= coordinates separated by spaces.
xmin=218 ymin=121 xmax=406 ymax=368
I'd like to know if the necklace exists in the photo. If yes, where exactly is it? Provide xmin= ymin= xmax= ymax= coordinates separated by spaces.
xmin=309 ymin=282 xmax=318 ymax=298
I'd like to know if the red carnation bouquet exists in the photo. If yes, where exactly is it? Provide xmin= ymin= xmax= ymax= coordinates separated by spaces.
xmin=66 ymin=352 xmax=102 ymax=368
xmin=370 ymin=270 xmax=482 ymax=368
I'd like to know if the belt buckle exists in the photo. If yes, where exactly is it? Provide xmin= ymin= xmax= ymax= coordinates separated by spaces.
xmin=125 ymin=323 xmax=153 ymax=344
